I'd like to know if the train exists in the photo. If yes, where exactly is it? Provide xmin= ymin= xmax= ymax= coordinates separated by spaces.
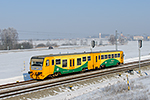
xmin=28 ymin=50 xmax=124 ymax=80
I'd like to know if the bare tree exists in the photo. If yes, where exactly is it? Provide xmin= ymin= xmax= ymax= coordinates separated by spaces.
xmin=118 ymin=36 xmax=128 ymax=45
xmin=80 ymin=39 xmax=83 ymax=45
xmin=108 ymin=35 xmax=115 ymax=45
xmin=99 ymin=39 xmax=103 ymax=45
xmin=46 ymin=41 xmax=51 ymax=46
xmin=0 ymin=27 xmax=18 ymax=50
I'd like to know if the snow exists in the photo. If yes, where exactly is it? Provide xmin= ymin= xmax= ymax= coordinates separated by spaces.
xmin=69 ymin=74 xmax=150 ymax=100
xmin=0 ymin=41 xmax=150 ymax=99
xmin=42 ymin=67 xmax=150 ymax=100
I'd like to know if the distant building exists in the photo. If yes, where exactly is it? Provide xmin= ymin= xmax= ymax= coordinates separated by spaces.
xmin=147 ymin=36 xmax=150 ymax=40
xmin=120 ymin=34 xmax=127 ymax=38
xmin=99 ymin=33 xmax=101 ymax=38
xmin=121 ymin=34 xmax=123 ymax=37
xmin=133 ymin=36 xmax=144 ymax=40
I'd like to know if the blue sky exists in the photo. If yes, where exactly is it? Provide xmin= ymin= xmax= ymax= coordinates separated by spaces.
xmin=0 ymin=0 xmax=150 ymax=39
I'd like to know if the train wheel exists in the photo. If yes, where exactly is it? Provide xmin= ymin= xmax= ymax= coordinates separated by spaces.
xmin=117 ymin=63 xmax=119 ymax=66
xmin=50 ymin=75 xmax=53 ymax=79
xmin=81 ymin=68 xmax=86 ymax=73
xmin=54 ymin=73 xmax=59 ymax=77
xmin=102 ymin=65 xmax=105 ymax=68
xmin=58 ymin=72 xmax=61 ymax=76
xmin=117 ymin=62 xmax=120 ymax=66
xmin=99 ymin=66 xmax=101 ymax=70
xmin=51 ymin=74 xmax=55 ymax=78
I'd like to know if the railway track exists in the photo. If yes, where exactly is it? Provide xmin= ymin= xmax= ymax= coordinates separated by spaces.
xmin=0 ymin=80 xmax=36 ymax=90
xmin=0 ymin=59 xmax=150 ymax=99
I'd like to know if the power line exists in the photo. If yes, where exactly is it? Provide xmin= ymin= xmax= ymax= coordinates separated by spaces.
xmin=17 ymin=30 xmax=78 ymax=35
xmin=17 ymin=30 xmax=88 ymax=39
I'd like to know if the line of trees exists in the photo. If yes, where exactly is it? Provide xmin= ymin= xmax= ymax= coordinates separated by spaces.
xmin=0 ymin=27 xmax=33 ymax=50
xmin=108 ymin=34 xmax=128 ymax=45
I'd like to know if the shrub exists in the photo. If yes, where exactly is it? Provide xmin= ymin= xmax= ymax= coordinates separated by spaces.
xmin=36 ymin=43 xmax=46 ymax=48
xmin=14 ymin=42 xmax=33 ymax=49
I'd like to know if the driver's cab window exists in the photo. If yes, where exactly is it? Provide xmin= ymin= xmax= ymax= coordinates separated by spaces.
xmin=46 ymin=60 xmax=49 ymax=66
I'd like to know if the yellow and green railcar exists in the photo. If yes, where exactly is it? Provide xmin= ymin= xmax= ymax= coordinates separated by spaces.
xmin=28 ymin=50 xmax=124 ymax=80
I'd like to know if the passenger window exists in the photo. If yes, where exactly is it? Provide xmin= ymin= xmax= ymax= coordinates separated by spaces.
xmin=118 ymin=53 xmax=120 ymax=57
xmin=62 ymin=59 xmax=67 ymax=67
xmin=46 ymin=60 xmax=49 ymax=66
xmin=88 ymin=56 xmax=91 ymax=61
xmin=108 ymin=54 xmax=111 ymax=58
xmin=112 ymin=54 xmax=114 ymax=58
xmin=101 ymin=55 xmax=104 ymax=59
xmin=70 ymin=60 xmax=72 ymax=67
xmin=56 ymin=59 xmax=61 ymax=65
xmin=115 ymin=54 xmax=117 ymax=58
xmin=83 ymin=57 xmax=86 ymax=62
xmin=73 ymin=59 xmax=74 ymax=66
xmin=99 ymin=55 xmax=100 ymax=60
xmin=52 ymin=59 xmax=54 ymax=65
xmin=77 ymin=58 xmax=81 ymax=65
xmin=70 ymin=59 xmax=75 ymax=67
xmin=96 ymin=56 xmax=97 ymax=62
xmin=105 ymin=55 xmax=107 ymax=59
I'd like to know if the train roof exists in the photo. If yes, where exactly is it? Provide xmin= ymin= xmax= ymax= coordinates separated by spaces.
xmin=31 ymin=50 xmax=123 ymax=59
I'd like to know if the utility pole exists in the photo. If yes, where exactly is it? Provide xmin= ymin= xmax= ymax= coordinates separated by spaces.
xmin=138 ymin=40 xmax=142 ymax=74
xmin=139 ymin=47 xmax=141 ymax=73
xmin=116 ymin=30 xmax=118 ymax=50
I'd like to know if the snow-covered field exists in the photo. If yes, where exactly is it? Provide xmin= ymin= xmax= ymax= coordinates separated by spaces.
xmin=0 ymin=41 xmax=150 ymax=99
xmin=42 ymin=66 xmax=150 ymax=100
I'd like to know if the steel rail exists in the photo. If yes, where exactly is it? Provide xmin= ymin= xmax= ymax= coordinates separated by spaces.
xmin=0 ymin=80 xmax=37 ymax=90
xmin=0 ymin=59 xmax=149 ymax=90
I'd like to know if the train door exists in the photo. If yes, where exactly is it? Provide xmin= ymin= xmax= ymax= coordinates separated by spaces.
xmin=44 ymin=58 xmax=51 ymax=75
xmin=98 ymin=54 xmax=101 ymax=68
xmin=49 ymin=58 xmax=55 ymax=74
xmin=120 ymin=51 xmax=124 ymax=64
xmin=94 ymin=53 xmax=99 ymax=69
xmin=87 ymin=54 xmax=93 ymax=70
xmin=69 ymin=58 xmax=75 ymax=69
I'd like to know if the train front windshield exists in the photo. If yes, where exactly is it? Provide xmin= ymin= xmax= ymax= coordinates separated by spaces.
xmin=31 ymin=58 xmax=44 ymax=70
